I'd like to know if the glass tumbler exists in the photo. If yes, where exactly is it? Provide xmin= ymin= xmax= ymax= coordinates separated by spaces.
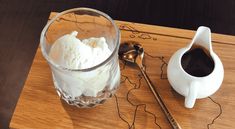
xmin=40 ymin=8 xmax=120 ymax=108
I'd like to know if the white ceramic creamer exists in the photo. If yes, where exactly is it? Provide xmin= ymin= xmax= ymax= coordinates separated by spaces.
xmin=167 ymin=26 xmax=224 ymax=108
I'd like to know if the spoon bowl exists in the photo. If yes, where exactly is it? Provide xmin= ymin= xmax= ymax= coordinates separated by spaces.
xmin=118 ymin=41 xmax=143 ymax=63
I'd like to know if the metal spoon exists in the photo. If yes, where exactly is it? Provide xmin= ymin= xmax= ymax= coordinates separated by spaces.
xmin=119 ymin=41 xmax=181 ymax=129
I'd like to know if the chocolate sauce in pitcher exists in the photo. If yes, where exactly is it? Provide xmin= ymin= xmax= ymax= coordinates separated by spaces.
xmin=181 ymin=45 xmax=215 ymax=77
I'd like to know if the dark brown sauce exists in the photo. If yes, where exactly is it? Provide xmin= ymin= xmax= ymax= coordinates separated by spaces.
xmin=181 ymin=45 xmax=214 ymax=77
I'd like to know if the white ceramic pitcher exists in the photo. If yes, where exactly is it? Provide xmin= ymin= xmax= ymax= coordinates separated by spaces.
xmin=167 ymin=26 xmax=224 ymax=108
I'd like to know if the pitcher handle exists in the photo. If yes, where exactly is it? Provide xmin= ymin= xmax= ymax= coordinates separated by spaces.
xmin=185 ymin=81 xmax=199 ymax=108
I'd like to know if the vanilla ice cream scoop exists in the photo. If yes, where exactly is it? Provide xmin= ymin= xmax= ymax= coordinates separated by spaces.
xmin=49 ymin=31 xmax=111 ymax=69
xmin=49 ymin=31 xmax=112 ymax=97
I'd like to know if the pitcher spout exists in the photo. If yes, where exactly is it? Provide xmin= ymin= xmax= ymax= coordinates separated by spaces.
xmin=189 ymin=26 xmax=213 ymax=53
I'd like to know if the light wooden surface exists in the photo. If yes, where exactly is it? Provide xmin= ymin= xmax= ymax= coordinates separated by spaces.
xmin=10 ymin=13 xmax=235 ymax=129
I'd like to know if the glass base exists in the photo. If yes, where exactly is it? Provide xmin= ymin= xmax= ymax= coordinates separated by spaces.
xmin=53 ymin=77 xmax=118 ymax=108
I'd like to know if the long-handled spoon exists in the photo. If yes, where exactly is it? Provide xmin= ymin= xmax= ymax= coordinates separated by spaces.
xmin=119 ymin=41 xmax=182 ymax=129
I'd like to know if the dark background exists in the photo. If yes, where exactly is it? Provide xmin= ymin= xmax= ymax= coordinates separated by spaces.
xmin=0 ymin=0 xmax=234 ymax=128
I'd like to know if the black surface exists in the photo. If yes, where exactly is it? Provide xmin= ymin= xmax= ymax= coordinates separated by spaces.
xmin=0 ymin=0 xmax=234 ymax=128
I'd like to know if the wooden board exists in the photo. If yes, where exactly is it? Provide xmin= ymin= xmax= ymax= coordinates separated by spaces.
xmin=10 ymin=12 xmax=235 ymax=129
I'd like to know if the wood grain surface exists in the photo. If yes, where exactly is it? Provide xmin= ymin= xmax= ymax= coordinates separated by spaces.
xmin=10 ymin=13 xmax=235 ymax=129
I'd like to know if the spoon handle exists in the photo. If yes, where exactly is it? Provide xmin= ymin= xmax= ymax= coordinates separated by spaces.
xmin=139 ymin=67 xmax=182 ymax=129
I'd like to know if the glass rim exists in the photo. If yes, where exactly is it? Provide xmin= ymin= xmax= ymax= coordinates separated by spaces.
xmin=40 ymin=7 xmax=120 ymax=72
